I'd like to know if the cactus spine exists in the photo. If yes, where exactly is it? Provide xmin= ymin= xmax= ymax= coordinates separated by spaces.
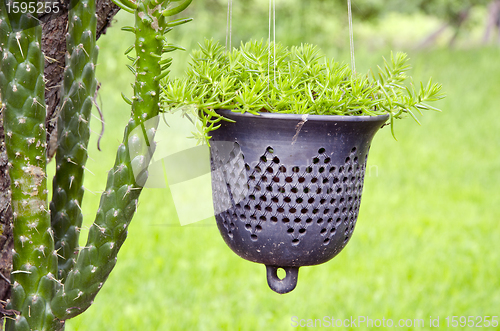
xmin=1 ymin=0 xmax=191 ymax=328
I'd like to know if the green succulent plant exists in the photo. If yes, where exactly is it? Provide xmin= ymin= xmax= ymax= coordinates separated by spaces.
xmin=162 ymin=39 xmax=445 ymax=142
xmin=0 ymin=0 xmax=191 ymax=329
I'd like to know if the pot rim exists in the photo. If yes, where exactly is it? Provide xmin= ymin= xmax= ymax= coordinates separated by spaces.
xmin=216 ymin=109 xmax=390 ymax=123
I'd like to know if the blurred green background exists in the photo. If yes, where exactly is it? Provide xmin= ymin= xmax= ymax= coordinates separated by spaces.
xmin=62 ymin=0 xmax=500 ymax=329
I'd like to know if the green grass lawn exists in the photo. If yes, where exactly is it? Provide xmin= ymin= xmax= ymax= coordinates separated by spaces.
xmin=64 ymin=11 xmax=500 ymax=331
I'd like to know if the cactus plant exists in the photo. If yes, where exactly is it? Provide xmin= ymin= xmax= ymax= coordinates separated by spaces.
xmin=0 ymin=0 xmax=192 ymax=329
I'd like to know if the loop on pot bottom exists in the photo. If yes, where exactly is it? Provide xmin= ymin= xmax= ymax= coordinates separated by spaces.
xmin=266 ymin=265 xmax=299 ymax=294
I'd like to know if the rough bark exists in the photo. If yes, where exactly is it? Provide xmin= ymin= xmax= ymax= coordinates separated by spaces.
xmin=0 ymin=0 xmax=120 ymax=321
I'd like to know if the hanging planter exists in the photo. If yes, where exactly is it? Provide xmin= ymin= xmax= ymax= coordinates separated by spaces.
xmin=209 ymin=110 xmax=387 ymax=293
xmin=162 ymin=40 xmax=444 ymax=294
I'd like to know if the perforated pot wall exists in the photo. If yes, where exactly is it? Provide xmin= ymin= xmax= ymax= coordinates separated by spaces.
xmin=210 ymin=110 xmax=388 ymax=293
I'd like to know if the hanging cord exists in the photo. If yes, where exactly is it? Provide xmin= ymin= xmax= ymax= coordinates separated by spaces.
xmin=267 ymin=0 xmax=276 ymax=90
xmin=273 ymin=0 xmax=276 ymax=84
xmin=226 ymin=0 xmax=233 ymax=51
xmin=347 ymin=0 xmax=356 ymax=73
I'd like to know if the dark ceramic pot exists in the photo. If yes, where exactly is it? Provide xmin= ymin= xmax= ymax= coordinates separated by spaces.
xmin=209 ymin=110 xmax=388 ymax=293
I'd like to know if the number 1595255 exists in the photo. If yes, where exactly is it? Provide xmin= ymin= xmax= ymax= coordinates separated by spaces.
xmin=445 ymin=316 xmax=498 ymax=328
xmin=6 ymin=1 xmax=60 ymax=14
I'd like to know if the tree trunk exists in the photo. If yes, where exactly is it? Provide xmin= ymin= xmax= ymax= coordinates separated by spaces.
xmin=0 ymin=0 xmax=120 ymax=322
xmin=483 ymin=0 xmax=500 ymax=44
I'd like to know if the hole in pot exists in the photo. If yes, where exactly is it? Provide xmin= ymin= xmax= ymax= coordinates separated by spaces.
xmin=287 ymin=228 xmax=294 ymax=233
xmin=329 ymin=166 xmax=336 ymax=173
xmin=256 ymin=224 xmax=263 ymax=231
xmin=245 ymin=223 xmax=252 ymax=230
xmin=278 ymin=187 xmax=285 ymax=193
xmin=339 ymin=166 xmax=344 ymax=173
xmin=303 ymin=187 xmax=310 ymax=193
xmin=323 ymin=209 xmax=330 ymax=214
xmin=296 ymin=197 xmax=303 ymax=203
xmin=336 ymin=217 xmax=342 ymax=225
xmin=311 ymin=177 xmax=318 ymax=183
xmin=294 ymin=217 xmax=301 ymax=223
xmin=283 ymin=217 xmax=290 ymax=223
xmin=251 ymin=234 xmax=258 ymax=241
xmin=320 ymin=228 xmax=327 ymax=234
xmin=285 ymin=177 xmax=293 ymax=183
xmin=301 ymin=208 xmax=308 ymax=214
xmin=330 ymin=228 xmax=336 ymax=234
xmin=316 ymin=188 xmax=322 ymax=194
xmin=249 ymin=175 xmax=256 ymax=181
xmin=345 ymin=157 xmax=351 ymax=163
xmin=277 ymin=207 xmax=285 ymax=213
xmin=272 ymin=176 xmax=279 ymax=183
xmin=327 ymin=218 xmax=333 ymax=223
xmin=313 ymin=158 xmax=320 ymax=164
xmin=284 ymin=196 xmax=292 ymax=203
xmin=245 ymin=164 xmax=250 ymax=171
xmin=267 ymin=147 xmax=274 ymax=154
xmin=319 ymin=167 xmax=325 ymax=173
xmin=255 ymin=166 xmax=262 ymax=173
xmin=339 ymin=197 xmax=345 ymax=203
xmin=306 ymin=218 xmax=313 ymax=223
xmin=351 ymin=147 xmax=357 ymax=153
xmin=266 ymin=167 xmax=273 ymax=173
xmin=240 ymin=214 xmax=246 ymax=220
xmin=265 ymin=206 xmax=272 ymax=212
xmin=308 ymin=197 xmax=315 ymax=204
xmin=323 ymin=238 xmax=330 ymax=245
xmin=306 ymin=167 xmax=313 ymax=173
xmin=312 ymin=208 xmax=319 ymax=214
xmin=260 ymin=196 xmax=267 ymax=202
xmin=250 ymin=214 xmax=257 ymax=220
xmin=273 ymin=156 xmax=280 ymax=164
xmin=271 ymin=196 xmax=279 ymax=203
xmin=322 ymin=178 xmax=328 ymax=184
xmin=259 ymin=215 xmax=266 ymax=222
xmin=317 ymin=218 xmax=324 ymax=224
xmin=260 ymin=156 xmax=267 ymax=162
xmin=324 ymin=158 xmax=331 ymax=164
xmin=271 ymin=216 xmax=278 ymax=222
xmin=298 ymin=177 xmax=305 ymax=183
xmin=292 ymin=239 xmax=300 ymax=246
xmin=336 ymin=187 xmax=342 ymax=194
xmin=318 ymin=148 xmax=326 ymax=154
xmin=279 ymin=165 xmax=287 ymax=172
xmin=333 ymin=177 xmax=339 ymax=184
xmin=249 ymin=195 xmax=256 ymax=200
xmin=255 ymin=185 xmax=261 ymax=191
xmin=291 ymin=187 xmax=298 ymax=193
xmin=299 ymin=228 xmax=306 ymax=234
xmin=255 ymin=204 xmax=262 ymax=211
xmin=330 ymin=198 xmax=336 ymax=204
xmin=292 ymin=166 xmax=300 ymax=173
xmin=289 ymin=207 xmax=297 ymax=213
xmin=266 ymin=185 xmax=273 ymax=192
xmin=244 ymin=205 xmax=251 ymax=210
